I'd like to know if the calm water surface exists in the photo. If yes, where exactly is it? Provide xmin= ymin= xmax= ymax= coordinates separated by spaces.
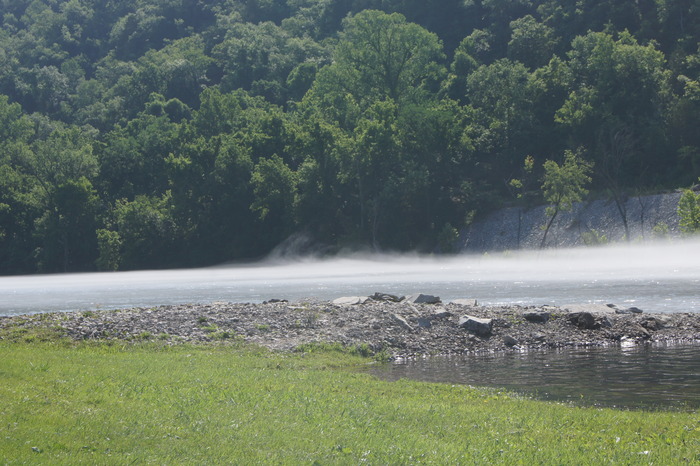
xmin=367 ymin=344 xmax=700 ymax=410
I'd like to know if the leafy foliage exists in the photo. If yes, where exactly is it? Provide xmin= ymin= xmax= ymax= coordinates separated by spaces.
xmin=0 ymin=0 xmax=698 ymax=272
xmin=677 ymin=185 xmax=700 ymax=235
xmin=540 ymin=151 xmax=593 ymax=248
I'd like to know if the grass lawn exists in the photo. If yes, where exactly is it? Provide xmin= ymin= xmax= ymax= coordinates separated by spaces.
xmin=1 ymin=338 xmax=698 ymax=464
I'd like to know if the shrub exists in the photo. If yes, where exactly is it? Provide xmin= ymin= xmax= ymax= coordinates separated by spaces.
xmin=678 ymin=186 xmax=700 ymax=234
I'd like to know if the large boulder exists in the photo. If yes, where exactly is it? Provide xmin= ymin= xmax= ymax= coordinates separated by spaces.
xmin=459 ymin=315 xmax=493 ymax=336
xmin=524 ymin=311 xmax=550 ymax=323
xmin=567 ymin=312 xmax=599 ymax=330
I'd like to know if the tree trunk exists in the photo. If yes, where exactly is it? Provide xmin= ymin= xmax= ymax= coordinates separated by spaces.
xmin=540 ymin=208 xmax=558 ymax=249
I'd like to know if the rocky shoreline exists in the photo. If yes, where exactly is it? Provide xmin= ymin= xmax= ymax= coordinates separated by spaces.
xmin=2 ymin=294 xmax=699 ymax=358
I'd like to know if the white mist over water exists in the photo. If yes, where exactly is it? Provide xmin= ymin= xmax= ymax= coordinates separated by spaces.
xmin=1 ymin=239 xmax=699 ymax=316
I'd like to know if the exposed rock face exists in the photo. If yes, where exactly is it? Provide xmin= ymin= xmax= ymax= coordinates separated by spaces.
xmin=1 ymin=298 xmax=699 ymax=359
xmin=460 ymin=192 xmax=683 ymax=251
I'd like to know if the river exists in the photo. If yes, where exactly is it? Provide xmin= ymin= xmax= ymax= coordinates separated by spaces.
xmin=367 ymin=343 xmax=700 ymax=410
xmin=1 ymin=240 xmax=698 ymax=316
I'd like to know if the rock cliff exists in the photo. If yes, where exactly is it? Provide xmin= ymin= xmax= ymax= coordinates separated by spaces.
xmin=460 ymin=192 xmax=683 ymax=252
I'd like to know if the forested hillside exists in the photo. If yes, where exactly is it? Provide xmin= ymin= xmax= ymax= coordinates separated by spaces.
xmin=1 ymin=0 xmax=699 ymax=273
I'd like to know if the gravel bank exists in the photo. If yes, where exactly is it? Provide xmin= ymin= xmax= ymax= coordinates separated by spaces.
xmin=2 ymin=297 xmax=699 ymax=358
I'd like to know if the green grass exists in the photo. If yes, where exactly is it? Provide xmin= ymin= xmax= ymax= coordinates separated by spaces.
xmin=0 ymin=339 xmax=698 ymax=464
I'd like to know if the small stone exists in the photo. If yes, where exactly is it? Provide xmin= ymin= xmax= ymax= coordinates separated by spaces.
xmin=503 ymin=335 xmax=519 ymax=347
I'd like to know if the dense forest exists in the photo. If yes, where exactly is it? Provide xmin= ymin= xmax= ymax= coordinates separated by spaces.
xmin=0 ymin=0 xmax=699 ymax=274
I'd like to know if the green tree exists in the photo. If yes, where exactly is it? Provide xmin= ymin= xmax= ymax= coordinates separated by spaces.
xmin=540 ymin=150 xmax=593 ymax=248
xmin=310 ymin=9 xmax=445 ymax=113
xmin=554 ymin=31 xmax=671 ymax=187
xmin=250 ymin=154 xmax=298 ymax=249
xmin=22 ymin=126 xmax=101 ymax=272
xmin=508 ymin=15 xmax=558 ymax=69
xmin=0 ymin=96 xmax=38 ymax=273
xmin=212 ymin=20 xmax=327 ymax=105
xmin=677 ymin=183 xmax=700 ymax=235
xmin=113 ymin=193 xmax=179 ymax=270
xmin=288 ymin=112 xmax=350 ymax=243
xmin=466 ymin=58 xmax=542 ymax=188
xmin=164 ymin=131 xmax=256 ymax=264
xmin=96 ymin=228 xmax=122 ymax=271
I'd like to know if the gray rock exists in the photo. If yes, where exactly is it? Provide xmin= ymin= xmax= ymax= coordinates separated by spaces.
xmin=263 ymin=298 xmax=288 ymax=304
xmin=332 ymin=296 xmax=368 ymax=305
xmin=616 ymin=306 xmax=644 ymax=314
xmin=503 ymin=335 xmax=519 ymax=347
xmin=405 ymin=294 xmax=441 ymax=304
xmin=391 ymin=313 xmax=414 ymax=331
xmin=627 ymin=324 xmax=652 ymax=339
xmin=640 ymin=317 xmax=663 ymax=331
xmin=568 ymin=312 xmax=599 ymax=330
xmin=432 ymin=308 xmax=452 ymax=319
xmin=459 ymin=315 xmax=493 ymax=336
xmin=451 ymin=299 xmax=478 ymax=306
xmin=370 ymin=292 xmax=404 ymax=302
xmin=524 ymin=312 xmax=550 ymax=323
xmin=459 ymin=192 xmax=682 ymax=251
xmin=416 ymin=317 xmax=432 ymax=328
xmin=563 ymin=304 xmax=616 ymax=314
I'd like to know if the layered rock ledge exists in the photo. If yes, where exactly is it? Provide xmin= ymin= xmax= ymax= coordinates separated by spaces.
xmin=1 ymin=297 xmax=699 ymax=358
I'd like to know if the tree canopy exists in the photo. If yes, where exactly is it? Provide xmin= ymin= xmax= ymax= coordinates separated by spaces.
xmin=0 ymin=0 xmax=699 ymax=273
